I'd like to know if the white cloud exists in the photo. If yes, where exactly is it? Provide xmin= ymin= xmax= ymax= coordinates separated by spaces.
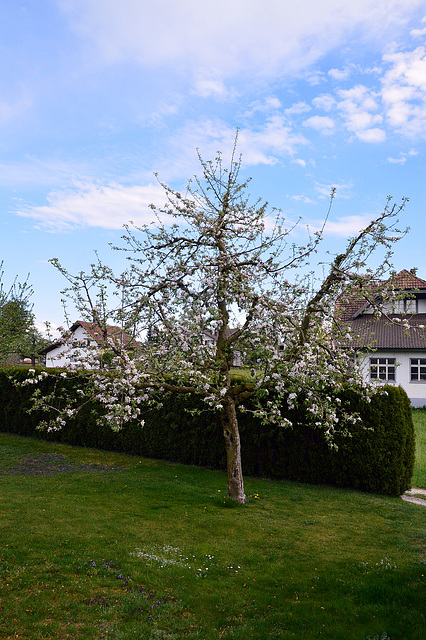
xmin=387 ymin=155 xmax=408 ymax=164
xmin=284 ymin=101 xmax=311 ymax=115
xmin=239 ymin=117 xmax=310 ymax=162
xmin=381 ymin=46 xmax=426 ymax=136
xmin=356 ymin=127 xmax=386 ymax=142
xmin=17 ymin=181 xmax=170 ymax=231
xmin=328 ymin=67 xmax=351 ymax=80
xmin=312 ymin=94 xmax=336 ymax=112
xmin=306 ymin=214 xmax=377 ymax=236
xmin=243 ymin=96 xmax=283 ymax=117
xmin=324 ymin=215 xmax=377 ymax=236
xmin=303 ymin=115 xmax=335 ymax=134
xmin=304 ymin=43 xmax=426 ymax=143
xmin=16 ymin=115 xmax=310 ymax=232
xmin=304 ymin=70 xmax=327 ymax=86
xmin=35 ymin=320 xmax=61 ymax=339
xmin=164 ymin=118 xmax=309 ymax=178
xmin=264 ymin=97 xmax=283 ymax=110
xmin=292 ymin=159 xmax=307 ymax=168
xmin=192 ymin=76 xmax=235 ymax=99
xmin=387 ymin=148 xmax=419 ymax=163
xmin=15 ymin=112 xmax=312 ymax=232
xmin=336 ymin=84 xmax=385 ymax=142
xmin=58 ymin=0 xmax=426 ymax=82
xmin=142 ymin=100 xmax=181 ymax=126
xmin=291 ymin=194 xmax=315 ymax=203
xmin=410 ymin=27 xmax=426 ymax=38
xmin=314 ymin=180 xmax=354 ymax=199
xmin=337 ymin=85 xmax=380 ymax=114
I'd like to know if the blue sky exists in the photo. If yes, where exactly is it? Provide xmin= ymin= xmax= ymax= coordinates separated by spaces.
xmin=2 ymin=0 xmax=426 ymax=330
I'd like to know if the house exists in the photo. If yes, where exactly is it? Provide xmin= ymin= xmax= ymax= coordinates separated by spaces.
xmin=340 ymin=269 xmax=426 ymax=407
xmin=39 ymin=320 xmax=137 ymax=368
xmin=201 ymin=328 xmax=243 ymax=367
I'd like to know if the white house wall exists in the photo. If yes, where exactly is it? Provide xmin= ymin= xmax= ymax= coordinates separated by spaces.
xmin=358 ymin=350 xmax=426 ymax=408
xmin=46 ymin=344 xmax=73 ymax=367
xmin=45 ymin=326 xmax=94 ymax=368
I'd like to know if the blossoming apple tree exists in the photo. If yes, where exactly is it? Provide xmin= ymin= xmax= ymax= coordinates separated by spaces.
xmin=27 ymin=143 xmax=408 ymax=504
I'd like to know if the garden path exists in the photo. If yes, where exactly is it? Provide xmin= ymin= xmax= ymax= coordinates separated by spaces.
xmin=402 ymin=488 xmax=426 ymax=506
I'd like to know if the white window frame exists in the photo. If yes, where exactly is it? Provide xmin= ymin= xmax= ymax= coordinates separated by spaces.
xmin=370 ymin=357 xmax=396 ymax=382
xmin=410 ymin=358 xmax=426 ymax=382
xmin=405 ymin=297 xmax=417 ymax=314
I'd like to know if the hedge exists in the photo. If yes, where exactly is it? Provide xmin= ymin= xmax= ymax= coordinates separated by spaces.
xmin=0 ymin=368 xmax=415 ymax=496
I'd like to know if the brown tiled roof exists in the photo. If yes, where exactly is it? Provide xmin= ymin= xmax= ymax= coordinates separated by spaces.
xmin=337 ymin=270 xmax=426 ymax=322
xmin=335 ymin=280 xmax=381 ymax=322
xmin=72 ymin=321 xmax=135 ymax=347
xmin=390 ymin=269 xmax=426 ymax=290
xmin=39 ymin=321 xmax=137 ymax=355
xmin=345 ymin=314 xmax=426 ymax=350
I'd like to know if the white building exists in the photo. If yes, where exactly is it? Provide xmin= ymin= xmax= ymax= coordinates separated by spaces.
xmin=340 ymin=269 xmax=426 ymax=407
xmin=39 ymin=321 xmax=136 ymax=368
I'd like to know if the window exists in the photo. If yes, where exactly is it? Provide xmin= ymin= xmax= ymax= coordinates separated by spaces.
xmin=405 ymin=298 xmax=417 ymax=314
xmin=410 ymin=358 xmax=426 ymax=381
xmin=370 ymin=357 xmax=396 ymax=381
xmin=382 ymin=298 xmax=417 ymax=314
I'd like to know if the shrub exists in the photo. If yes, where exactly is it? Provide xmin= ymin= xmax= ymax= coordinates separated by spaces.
xmin=0 ymin=369 xmax=415 ymax=495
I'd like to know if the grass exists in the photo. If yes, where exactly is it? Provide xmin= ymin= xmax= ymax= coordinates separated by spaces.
xmin=0 ymin=429 xmax=425 ymax=640
xmin=412 ymin=408 xmax=426 ymax=489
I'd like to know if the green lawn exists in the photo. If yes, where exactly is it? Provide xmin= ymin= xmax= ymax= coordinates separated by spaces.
xmin=0 ymin=430 xmax=425 ymax=640
xmin=412 ymin=408 xmax=426 ymax=489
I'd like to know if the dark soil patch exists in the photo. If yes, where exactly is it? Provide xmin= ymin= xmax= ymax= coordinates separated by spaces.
xmin=0 ymin=453 xmax=123 ymax=476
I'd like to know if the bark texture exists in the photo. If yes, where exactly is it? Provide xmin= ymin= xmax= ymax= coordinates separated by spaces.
xmin=221 ymin=397 xmax=247 ymax=504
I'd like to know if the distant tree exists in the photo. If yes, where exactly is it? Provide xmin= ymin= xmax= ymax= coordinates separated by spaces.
xmin=0 ymin=263 xmax=47 ymax=366
xmin=27 ymin=140 xmax=408 ymax=503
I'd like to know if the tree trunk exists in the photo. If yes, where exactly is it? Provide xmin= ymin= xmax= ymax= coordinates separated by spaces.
xmin=221 ymin=397 xmax=247 ymax=504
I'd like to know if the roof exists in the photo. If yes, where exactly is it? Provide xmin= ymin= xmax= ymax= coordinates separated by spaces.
xmin=337 ymin=269 xmax=426 ymax=351
xmin=345 ymin=314 xmax=426 ymax=350
xmin=71 ymin=321 xmax=135 ymax=346
xmin=39 ymin=321 xmax=137 ymax=355
xmin=390 ymin=269 xmax=426 ymax=290
xmin=337 ymin=269 xmax=426 ymax=322
xmin=336 ymin=282 xmax=380 ymax=322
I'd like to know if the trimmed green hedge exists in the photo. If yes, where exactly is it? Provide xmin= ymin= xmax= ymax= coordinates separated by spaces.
xmin=0 ymin=368 xmax=415 ymax=495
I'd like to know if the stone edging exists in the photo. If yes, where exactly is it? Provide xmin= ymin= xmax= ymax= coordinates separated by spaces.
xmin=401 ymin=487 xmax=426 ymax=507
